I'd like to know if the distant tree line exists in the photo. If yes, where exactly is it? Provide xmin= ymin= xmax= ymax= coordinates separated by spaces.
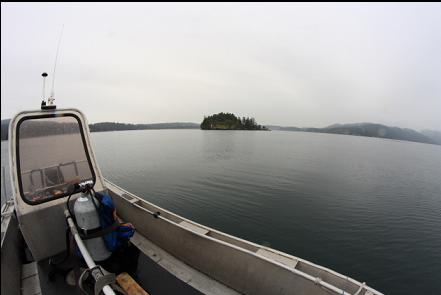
xmin=0 ymin=120 xmax=199 ymax=140
xmin=19 ymin=121 xmax=80 ymax=138
xmin=200 ymin=112 xmax=267 ymax=130
xmin=0 ymin=120 xmax=80 ymax=140
xmin=2 ymin=119 xmax=439 ymax=145
xmin=89 ymin=122 xmax=199 ymax=132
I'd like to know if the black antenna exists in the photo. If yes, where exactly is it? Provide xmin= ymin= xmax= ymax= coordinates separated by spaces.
xmin=41 ymin=72 xmax=53 ymax=109
xmin=41 ymin=72 xmax=48 ymax=101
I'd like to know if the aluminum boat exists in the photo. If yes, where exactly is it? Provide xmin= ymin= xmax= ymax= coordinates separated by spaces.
xmin=1 ymin=105 xmax=383 ymax=295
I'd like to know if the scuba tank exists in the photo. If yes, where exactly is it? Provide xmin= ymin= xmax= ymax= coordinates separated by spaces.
xmin=74 ymin=191 xmax=112 ymax=262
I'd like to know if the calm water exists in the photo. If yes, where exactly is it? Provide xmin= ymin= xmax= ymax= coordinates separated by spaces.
xmin=2 ymin=130 xmax=441 ymax=294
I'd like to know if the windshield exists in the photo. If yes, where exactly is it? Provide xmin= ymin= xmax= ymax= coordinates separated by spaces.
xmin=17 ymin=115 xmax=94 ymax=204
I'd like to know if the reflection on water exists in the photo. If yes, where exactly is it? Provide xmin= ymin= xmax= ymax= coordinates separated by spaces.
xmin=90 ymin=130 xmax=441 ymax=295
xmin=2 ymin=130 xmax=441 ymax=295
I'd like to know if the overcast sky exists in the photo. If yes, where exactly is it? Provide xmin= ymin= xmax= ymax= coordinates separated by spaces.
xmin=1 ymin=3 xmax=440 ymax=130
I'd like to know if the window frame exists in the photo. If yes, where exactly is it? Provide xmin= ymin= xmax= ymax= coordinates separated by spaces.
xmin=16 ymin=113 xmax=96 ymax=205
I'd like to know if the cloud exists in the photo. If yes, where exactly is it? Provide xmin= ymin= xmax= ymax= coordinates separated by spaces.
xmin=1 ymin=3 xmax=440 ymax=130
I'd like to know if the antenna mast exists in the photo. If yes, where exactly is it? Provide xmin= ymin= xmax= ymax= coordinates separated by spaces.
xmin=47 ymin=24 xmax=64 ymax=107
xmin=41 ymin=72 xmax=48 ymax=100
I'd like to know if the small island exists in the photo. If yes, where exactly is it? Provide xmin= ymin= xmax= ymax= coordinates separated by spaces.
xmin=201 ymin=112 xmax=268 ymax=130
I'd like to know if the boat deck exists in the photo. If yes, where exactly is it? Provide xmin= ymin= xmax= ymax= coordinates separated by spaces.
xmin=36 ymin=253 xmax=202 ymax=295
xmin=2 ymin=183 xmax=383 ymax=295
xmin=2 ymin=108 xmax=383 ymax=295
xmin=31 ymin=232 xmax=237 ymax=295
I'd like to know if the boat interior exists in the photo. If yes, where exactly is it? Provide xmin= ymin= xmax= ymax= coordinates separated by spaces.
xmin=1 ymin=108 xmax=382 ymax=295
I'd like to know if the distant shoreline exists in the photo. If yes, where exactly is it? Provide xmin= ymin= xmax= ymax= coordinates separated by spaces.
xmin=1 ymin=120 xmax=440 ymax=145
xmin=200 ymin=128 xmax=270 ymax=131
xmin=267 ymin=123 xmax=440 ymax=146
xmin=2 ymin=128 xmax=440 ymax=146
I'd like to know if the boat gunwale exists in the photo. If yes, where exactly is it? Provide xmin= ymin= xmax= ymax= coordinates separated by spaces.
xmin=105 ymin=179 xmax=383 ymax=295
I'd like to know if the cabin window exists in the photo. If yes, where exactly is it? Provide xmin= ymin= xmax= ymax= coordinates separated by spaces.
xmin=17 ymin=114 xmax=95 ymax=204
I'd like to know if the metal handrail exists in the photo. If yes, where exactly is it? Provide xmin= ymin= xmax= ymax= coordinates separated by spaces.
xmin=21 ymin=160 xmax=87 ymax=175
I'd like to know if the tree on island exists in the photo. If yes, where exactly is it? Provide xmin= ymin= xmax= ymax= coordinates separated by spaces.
xmin=200 ymin=112 xmax=267 ymax=130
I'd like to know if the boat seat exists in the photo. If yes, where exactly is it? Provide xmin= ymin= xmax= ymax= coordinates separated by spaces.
xmin=179 ymin=221 xmax=210 ymax=236
xmin=21 ymin=262 xmax=42 ymax=295
xmin=255 ymin=248 xmax=299 ymax=269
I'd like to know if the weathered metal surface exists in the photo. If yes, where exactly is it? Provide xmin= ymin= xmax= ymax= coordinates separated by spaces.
xmin=107 ymin=180 xmax=383 ymax=295
xmin=1 ymin=202 xmax=22 ymax=295
xmin=179 ymin=221 xmax=210 ymax=236
xmin=21 ymin=262 xmax=42 ymax=295
xmin=131 ymin=232 xmax=240 ymax=295
xmin=256 ymin=247 xmax=299 ymax=269
xmin=8 ymin=109 xmax=107 ymax=261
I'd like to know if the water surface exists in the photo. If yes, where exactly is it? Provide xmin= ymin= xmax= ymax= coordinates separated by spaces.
xmin=2 ymin=130 xmax=441 ymax=294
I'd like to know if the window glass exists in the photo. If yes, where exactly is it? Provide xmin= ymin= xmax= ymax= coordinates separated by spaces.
xmin=18 ymin=115 xmax=94 ymax=204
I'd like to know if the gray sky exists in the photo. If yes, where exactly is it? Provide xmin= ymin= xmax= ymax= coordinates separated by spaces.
xmin=1 ymin=3 xmax=440 ymax=130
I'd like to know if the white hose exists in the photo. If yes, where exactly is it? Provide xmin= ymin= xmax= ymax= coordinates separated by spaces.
xmin=64 ymin=209 xmax=116 ymax=295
